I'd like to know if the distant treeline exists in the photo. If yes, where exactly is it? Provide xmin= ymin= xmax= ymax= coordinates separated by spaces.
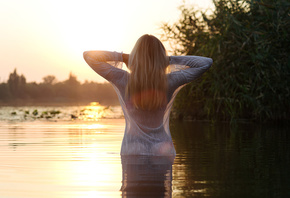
xmin=0 ymin=69 xmax=119 ymax=106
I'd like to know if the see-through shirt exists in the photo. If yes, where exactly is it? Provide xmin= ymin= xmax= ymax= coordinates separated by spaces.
xmin=83 ymin=51 xmax=212 ymax=156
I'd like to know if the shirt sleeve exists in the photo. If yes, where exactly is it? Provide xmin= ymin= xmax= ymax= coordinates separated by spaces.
xmin=169 ymin=55 xmax=213 ymax=84
xmin=83 ymin=51 xmax=125 ymax=81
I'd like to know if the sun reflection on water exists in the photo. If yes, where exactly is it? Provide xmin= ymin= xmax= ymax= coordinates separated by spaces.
xmin=62 ymin=122 xmax=123 ymax=197
xmin=85 ymin=123 xmax=105 ymax=130
xmin=78 ymin=102 xmax=105 ymax=121
xmin=0 ymin=119 xmax=125 ymax=198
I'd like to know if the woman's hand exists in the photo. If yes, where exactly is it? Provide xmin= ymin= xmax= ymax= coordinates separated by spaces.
xmin=167 ymin=56 xmax=171 ymax=65
xmin=122 ymin=53 xmax=129 ymax=66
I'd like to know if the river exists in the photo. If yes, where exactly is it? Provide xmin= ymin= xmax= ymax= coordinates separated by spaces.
xmin=0 ymin=105 xmax=289 ymax=197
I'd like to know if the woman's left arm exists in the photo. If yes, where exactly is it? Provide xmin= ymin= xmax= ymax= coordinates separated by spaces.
xmin=169 ymin=55 xmax=213 ymax=83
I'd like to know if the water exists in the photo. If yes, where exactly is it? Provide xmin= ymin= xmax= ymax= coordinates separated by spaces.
xmin=171 ymin=121 xmax=290 ymax=197
xmin=0 ymin=106 xmax=289 ymax=197
xmin=0 ymin=103 xmax=123 ymax=122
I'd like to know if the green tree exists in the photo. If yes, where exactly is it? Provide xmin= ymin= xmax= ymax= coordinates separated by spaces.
xmin=162 ymin=0 xmax=290 ymax=122
xmin=42 ymin=75 xmax=57 ymax=85
xmin=0 ymin=83 xmax=11 ymax=101
xmin=65 ymin=72 xmax=79 ymax=87
xmin=60 ymin=72 xmax=81 ymax=102
xmin=1 ymin=69 xmax=119 ymax=105
xmin=7 ymin=69 xmax=27 ymax=98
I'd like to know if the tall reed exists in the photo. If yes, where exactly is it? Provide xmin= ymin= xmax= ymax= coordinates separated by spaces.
xmin=162 ymin=0 xmax=290 ymax=122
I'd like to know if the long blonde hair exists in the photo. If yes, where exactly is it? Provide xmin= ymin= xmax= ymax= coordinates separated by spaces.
xmin=126 ymin=34 xmax=169 ymax=111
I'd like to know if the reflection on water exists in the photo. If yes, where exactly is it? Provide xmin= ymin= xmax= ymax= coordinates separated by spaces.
xmin=0 ymin=108 xmax=290 ymax=197
xmin=121 ymin=155 xmax=174 ymax=198
xmin=170 ymin=121 xmax=290 ymax=198
xmin=0 ymin=120 xmax=125 ymax=198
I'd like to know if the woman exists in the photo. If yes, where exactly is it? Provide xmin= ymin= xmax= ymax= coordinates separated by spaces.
xmin=83 ymin=34 xmax=212 ymax=156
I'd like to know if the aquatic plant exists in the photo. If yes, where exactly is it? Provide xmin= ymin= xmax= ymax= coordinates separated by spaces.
xmin=32 ymin=109 xmax=38 ymax=116
xmin=50 ymin=110 xmax=61 ymax=115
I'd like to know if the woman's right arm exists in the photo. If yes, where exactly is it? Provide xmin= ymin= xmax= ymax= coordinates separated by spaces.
xmin=169 ymin=55 xmax=213 ymax=83
xmin=83 ymin=51 xmax=125 ymax=80
xmin=122 ymin=53 xmax=129 ymax=67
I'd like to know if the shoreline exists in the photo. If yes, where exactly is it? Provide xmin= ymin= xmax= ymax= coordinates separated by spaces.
xmin=0 ymin=101 xmax=119 ymax=107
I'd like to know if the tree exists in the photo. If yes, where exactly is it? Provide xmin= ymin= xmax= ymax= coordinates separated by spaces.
xmin=7 ymin=69 xmax=26 ymax=98
xmin=65 ymin=72 xmax=80 ymax=87
xmin=42 ymin=75 xmax=57 ymax=85
xmin=162 ymin=0 xmax=290 ymax=122
xmin=1 ymin=69 xmax=120 ymax=105
xmin=0 ymin=83 xmax=11 ymax=101
xmin=59 ymin=72 xmax=81 ymax=101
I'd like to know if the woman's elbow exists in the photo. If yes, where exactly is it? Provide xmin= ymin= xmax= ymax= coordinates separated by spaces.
xmin=207 ymin=58 xmax=213 ymax=68
xmin=83 ymin=51 xmax=93 ymax=65
xmin=83 ymin=51 xmax=94 ymax=67
xmin=208 ymin=58 xmax=213 ymax=65
xmin=83 ymin=51 xmax=89 ymax=60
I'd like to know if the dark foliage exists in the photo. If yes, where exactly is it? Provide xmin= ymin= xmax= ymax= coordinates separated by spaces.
xmin=162 ymin=0 xmax=290 ymax=122
xmin=0 ymin=69 xmax=119 ymax=106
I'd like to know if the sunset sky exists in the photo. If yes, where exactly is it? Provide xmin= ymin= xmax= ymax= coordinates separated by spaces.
xmin=0 ymin=0 xmax=213 ymax=83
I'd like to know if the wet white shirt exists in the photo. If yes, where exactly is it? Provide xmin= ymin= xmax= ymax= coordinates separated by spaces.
xmin=83 ymin=51 xmax=212 ymax=156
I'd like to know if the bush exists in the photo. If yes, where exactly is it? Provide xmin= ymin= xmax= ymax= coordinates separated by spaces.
xmin=162 ymin=0 xmax=290 ymax=122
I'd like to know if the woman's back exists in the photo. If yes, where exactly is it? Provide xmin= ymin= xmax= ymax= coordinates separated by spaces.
xmin=108 ymin=71 xmax=173 ymax=155
xmin=83 ymin=35 xmax=213 ymax=156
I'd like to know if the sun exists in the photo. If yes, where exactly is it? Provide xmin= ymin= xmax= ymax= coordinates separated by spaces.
xmin=49 ymin=0 xmax=129 ymax=57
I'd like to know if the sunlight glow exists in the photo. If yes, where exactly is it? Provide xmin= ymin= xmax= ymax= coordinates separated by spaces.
xmin=86 ymin=124 xmax=105 ymax=130
xmin=71 ymin=151 xmax=116 ymax=186
xmin=50 ymin=0 xmax=127 ymax=56
xmin=0 ymin=119 xmax=124 ymax=197
xmin=78 ymin=102 xmax=107 ymax=121
xmin=0 ymin=0 xmax=213 ymax=83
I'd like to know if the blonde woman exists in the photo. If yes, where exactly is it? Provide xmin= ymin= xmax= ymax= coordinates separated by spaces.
xmin=83 ymin=34 xmax=212 ymax=156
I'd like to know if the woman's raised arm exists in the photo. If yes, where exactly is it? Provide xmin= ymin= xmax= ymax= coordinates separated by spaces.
xmin=169 ymin=55 xmax=213 ymax=83
xmin=83 ymin=51 xmax=125 ymax=80
xmin=121 ymin=53 xmax=129 ymax=67
xmin=83 ymin=51 xmax=123 ymax=65
xmin=169 ymin=55 xmax=213 ymax=69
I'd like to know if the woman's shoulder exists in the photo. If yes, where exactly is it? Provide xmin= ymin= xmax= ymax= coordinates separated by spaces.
xmin=167 ymin=69 xmax=187 ymax=79
xmin=167 ymin=71 xmax=188 ymax=88
xmin=107 ymin=67 xmax=129 ymax=85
